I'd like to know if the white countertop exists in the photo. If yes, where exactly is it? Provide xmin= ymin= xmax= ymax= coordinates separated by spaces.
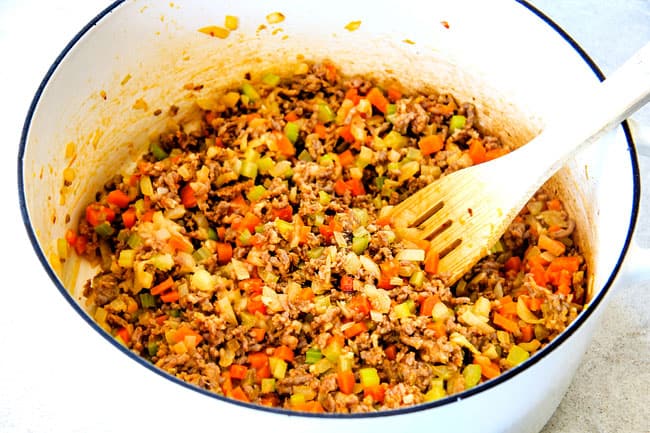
xmin=1 ymin=1 xmax=648 ymax=432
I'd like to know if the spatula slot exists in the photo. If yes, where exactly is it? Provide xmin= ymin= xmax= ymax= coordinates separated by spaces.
xmin=439 ymin=238 xmax=462 ymax=259
xmin=411 ymin=201 xmax=444 ymax=227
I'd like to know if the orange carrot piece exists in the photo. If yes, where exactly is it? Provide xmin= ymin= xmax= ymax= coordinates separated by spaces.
xmin=346 ymin=178 xmax=366 ymax=196
xmin=504 ymin=256 xmax=522 ymax=273
xmin=364 ymin=384 xmax=386 ymax=403
xmin=343 ymin=321 xmax=367 ymax=338
xmin=338 ymin=125 xmax=355 ymax=143
xmin=116 ymin=327 xmax=131 ymax=344
xmin=250 ymin=327 xmax=266 ymax=342
xmin=418 ymin=134 xmax=444 ymax=156
xmin=248 ymin=352 xmax=269 ymax=369
xmin=284 ymin=111 xmax=299 ymax=122
xmin=366 ymin=87 xmax=389 ymax=113
xmin=424 ymin=250 xmax=440 ymax=274
xmin=276 ymin=133 xmax=296 ymax=156
xmin=216 ymin=242 xmax=233 ymax=265
xmin=121 ymin=207 xmax=137 ymax=229
xmin=384 ymin=344 xmax=397 ymax=361
xmin=547 ymin=198 xmax=562 ymax=211
xmin=344 ymin=87 xmax=360 ymax=105
xmin=485 ymin=148 xmax=509 ymax=161
xmin=180 ymin=184 xmax=198 ymax=208
xmin=473 ymin=354 xmax=501 ymax=379
xmin=338 ymin=149 xmax=355 ymax=167
xmin=229 ymin=364 xmax=249 ymax=380
xmin=229 ymin=386 xmax=250 ymax=402
xmin=150 ymin=277 xmax=174 ymax=295
xmin=426 ymin=321 xmax=447 ymax=338
xmin=387 ymin=86 xmax=402 ymax=102
xmin=336 ymin=370 xmax=355 ymax=394
xmin=348 ymin=295 xmax=371 ymax=316
xmin=493 ymin=312 xmax=520 ymax=334
xmin=314 ymin=123 xmax=327 ymax=139
xmin=160 ymin=290 xmax=180 ymax=303
xmin=107 ymin=189 xmax=131 ymax=208
xmin=419 ymin=294 xmax=440 ymax=316
xmin=520 ymin=323 xmax=534 ymax=343
xmin=273 ymin=345 xmax=295 ymax=362
xmin=468 ymin=138 xmax=487 ymax=164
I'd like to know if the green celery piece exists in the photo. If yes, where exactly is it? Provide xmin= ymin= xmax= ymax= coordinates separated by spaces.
xmin=284 ymin=122 xmax=300 ymax=144
xmin=241 ymin=82 xmax=261 ymax=102
xmin=149 ymin=142 xmax=168 ymax=160
xmin=449 ymin=115 xmax=467 ymax=133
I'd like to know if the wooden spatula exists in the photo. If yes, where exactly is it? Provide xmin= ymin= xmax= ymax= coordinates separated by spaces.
xmin=388 ymin=41 xmax=650 ymax=286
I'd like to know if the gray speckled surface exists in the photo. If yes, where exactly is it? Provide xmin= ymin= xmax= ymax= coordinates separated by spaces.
xmin=530 ymin=1 xmax=650 ymax=432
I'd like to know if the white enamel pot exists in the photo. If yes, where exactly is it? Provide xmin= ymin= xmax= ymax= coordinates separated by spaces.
xmin=18 ymin=1 xmax=649 ymax=432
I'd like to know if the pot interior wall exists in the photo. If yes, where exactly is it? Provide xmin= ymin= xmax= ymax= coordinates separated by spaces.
xmin=23 ymin=0 xmax=634 ymax=336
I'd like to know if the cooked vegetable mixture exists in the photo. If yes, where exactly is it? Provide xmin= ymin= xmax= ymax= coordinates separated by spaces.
xmin=66 ymin=61 xmax=587 ymax=413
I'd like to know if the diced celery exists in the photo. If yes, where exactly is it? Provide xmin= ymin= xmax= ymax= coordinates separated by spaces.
xmin=207 ymin=227 xmax=218 ymax=240
xmin=409 ymin=270 xmax=425 ymax=287
xmin=289 ymin=393 xmax=306 ymax=406
xmin=394 ymin=299 xmax=415 ymax=319
xmin=140 ymin=293 xmax=156 ymax=308
xmin=310 ymin=212 xmax=325 ymax=227
xmin=135 ymin=262 xmax=154 ymax=290
xmin=269 ymin=356 xmax=288 ymax=379
xmin=260 ymin=378 xmax=276 ymax=393
xmin=305 ymin=347 xmax=323 ymax=364
xmin=261 ymin=73 xmax=281 ymax=87
xmin=284 ymin=122 xmax=300 ymax=144
xmin=247 ymin=185 xmax=267 ymax=202
xmin=149 ymin=142 xmax=168 ymax=160
xmin=359 ymin=367 xmax=380 ymax=387
xmin=506 ymin=345 xmax=530 ymax=367
xmin=257 ymin=156 xmax=275 ymax=174
xmin=314 ymin=295 xmax=331 ymax=315
xmin=94 ymin=222 xmax=114 ymax=237
xmin=319 ymin=153 xmax=336 ymax=166
xmin=489 ymin=240 xmax=504 ymax=254
xmin=239 ymin=311 xmax=257 ymax=330
xmin=462 ymin=364 xmax=482 ymax=389
xmin=398 ymin=160 xmax=420 ymax=183
xmin=149 ymin=253 xmax=174 ymax=271
xmin=239 ymin=229 xmax=252 ymax=246
xmin=240 ymin=159 xmax=258 ymax=179
xmin=147 ymin=341 xmax=159 ymax=357
xmin=275 ymin=219 xmax=294 ymax=240
xmin=133 ymin=198 xmax=146 ymax=216
xmin=244 ymin=147 xmax=260 ymax=162
xmin=449 ymin=115 xmax=466 ymax=133
xmin=351 ymin=208 xmax=369 ymax=227
xmin=191 ymin=268 xmax=215 ymax=292
xmin=317 ymin=103 xmax=336 ymax=123
xmin=241 ymin=82 xmax=260 ymax=102
xmin=318 ymin=191 xmax=331 ymax=205
xmin=192 ymin=246 xmax=212 ymax=263
xmin=269 ymin=160 xmax=293 ymax=178
xmin=298 ymin=149 xmax=313 ymax=162
xmin=307 ymin=247 xmax=324 ymax=259
xmin=356 ymin=146 xmax=374 ymax=168
xmin=127 ymin=233 xmax=142 ymax=249
xmin=140 ymin=175 xmax=154 ymax=197
xmin=424 ymin=378 xmax=446 ymax=401
xmin=383 ymin=130 xmax=408 ymax=149
xmin=322 ymin=338 xmax=342 ymax=363
xmin=431 ymin=302 xmax=452 ymax=322
xmin=351 ymin=234 xmax=370 ymax=255
xmin=118 ymin=249 xmax=136 ymax=268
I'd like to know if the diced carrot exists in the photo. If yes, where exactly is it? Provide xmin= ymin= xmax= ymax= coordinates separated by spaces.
xmin=247 ymin=294 xmax=266 ymax=315
xmin=216 ymin=242 xmax=233 ymax=265
xmin=180 ymin=184 xmax=198 ymax=208
xmin=493 ymin=312 xmax=520 ymax=334
xmin=380 ymin=259 xmax=400 ymax=279
xmin=333 ymin=178 xmax=349 ymax=196
xmin=85 ymin=204 xmax=109 ymax=227
xmin=375 ymin=214 xmax=393 ymax=227
xmin=173 ymin=326 xmax=203 ymax=345
xmin=336 ymin=370 xmax=355 ymax=394
xmin=271 ymin=205 xmax=293 ymax=222
xmin=426 ymin=321 xmax=447 ymax=338
xmin=346 ymin=178 xmax=366 ymax=196
xmin=520 ymin=323 xmax=534 ymax=343
xmin=497 ymin=297 xmax=517 ymax=316
xmin=259 ymin=395 xmax=279 ymax=406
xmin=424 ymin=250 xmax=440 ymax=274
xmin=230 ymin=364 xmax=249 ymax=380
xmin=141 ymin=209 xmax=155 ymax=223
xmin=74 ymin=234 xmax=88 ymax=255
xmin=473 ymin=354 xmax=501 ymax=379
xmin=556 ymin=269 xmax=573 ymax=296
xmin=65 ymin=229 xmax=77 ymax=246
xmin=324 ymin=62 xmax=338 ymax=82
xmin=299 ymin=286 xmax=314 ymax=301
xmin=340 ymin=275 xmax=355 ymax=292
xmin=154 ymin=314 xmax=168 ymax=326
xmin=547 ymin=199 xmax=562 ymax=211
xmin=364 ymin=384 xmax=386 ymax=403
xmin=343 ymin=321 xmax=367 ymax=338
xmin=168 ymin=234 xmax=193 ymax=253
xmin=284 ymin=111 xmax=299 ymax=122
xmin=292 ymin=401 xmax=325 ymax=413
xmin=348 ymin=295 xmax=371 ymax=316
xmin=205 ymin=111 xmax=217 ymax=124
xmin=366 ymin=87 xmax=389 ymax=114
xmin=276 ymin=133 xmax=296 ymax=156
xmin=384 ymin=344 xmax=397 ymax=361
xmin=121 ymin=207 xmax=137 ymax=229
xmin=485 ymin=148 xmax=509 ymax=161
xmin=314 ymin=123 xmax=327 ymax=139
xmin=248 ymin=351 xmax=269 ymax=369
xmin=418 ymin=134 xmax=444 ymax=156
xmin=468 ymin=138 xmax=487 ymax=164
xmin=150 ymin=277 xmax=174 ymax=295
xmin=273 ymin=345 xmax=295 ymax=362
xmin=504 ymin=256 xmax=522 ymax=273
xmin=229 ymin=386 xmax=250 ymax=402
xmin=387 ymin=86 xmax=402 ymax=102
xmin=250 ymin=327 xmax=266 ymax=342
xmin=116 ymin=327 xmax=131 ymax=344
xmin=222 ymin=372 xmax=233 ymax=395
xmin=344 ymin=87 xmax=360 ymax=105
xmin=255 ymin=363 xmax=272 ymax=380
xmin=538 ymin=234 xmax=566 ymax=257
xmin=527 ymin=297 xmax=544 ymax=312
xmin=238 ymin=212 xmax=262 ymax=232
xmin=419 ymin=294 xmax=440 ymax=316
xmin=547 ymin=256 xmax=581 ymax=273
xmin=246 ymin=113 xmax=261 ymax=122
xmin=160 ymin=290 xmax=180 ymax=303
xmin=338 ymin=149 xmax=355 ymax=167
xmin=338 ymin=125 xmax=355 ymax=143
xmin=548 ymin=225 xmax=562 ymax=234
xmin=107 ymin=189 xmax=131 ymax=208
xmin=239 ymin=278 xmax=263 ymax=294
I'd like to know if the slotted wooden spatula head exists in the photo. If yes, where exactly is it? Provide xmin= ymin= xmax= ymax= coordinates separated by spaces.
xmin=388 ymin=158 xmax=532 ymax=285
xmin=388 ymin=41 xmax=650 ymax=286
